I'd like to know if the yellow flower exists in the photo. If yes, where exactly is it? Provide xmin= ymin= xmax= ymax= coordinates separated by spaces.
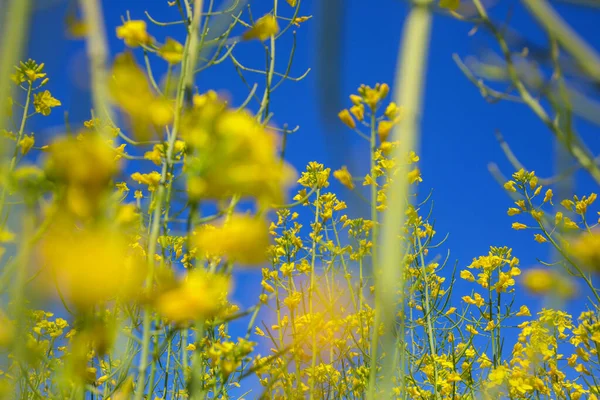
xmin=261 ymin=281 xmax=275 ymax=293
xmin=144 ymin=145 xmax=164 ymax=165
xmin=115 ymin=204 xmax=140 ymax=225
xmin=243 ymin=15 xmax=279 ymax=41
xmin=40 ymin=223 xmax=145 ymax=308
xmin=193 ymin=90 xmax=219 ymax=108
xmin=358 ymin=83 xmax=389 ymax=110
xmin=333 ymin=166 xmax=355 ymax=190
xmin=512 ymin=222 xmax=527 ymax=230
xmin=466 ymin=325 xmax=478 ymax=335
xmin=116 ymin=20 xmax=152 ymax=47
xmin=507 ymin=207 xmax=521 ymax=216
xmin=181 ymin=106 xmax=295 ymax=203
xmin=158 ymin=38 xmax=184 ymax=64
xmin=292 ymin=15 xmax=312 ymax=27
xmin=283 ymin=292 xmax=302 ymax=310
xmin=156 ymin=270 xmax=230 ymax=323
xmin=33 ymin=90 xmax=61 ymax=116
xmin=504 ymin=180 xmax=517 ymax=192
xmin=521 ymin=268 xmax=575 ymax=298
xmin=384 ymin=102 xmax=400 ymax=119
xmin=45 ymin=134 xmax=118 ymax=217
xmin=109 ymin=52 xmax=156 ymax=137
xmin=569 ymin=230 xmax=600 ymax=272
xmin=439 ymin=0 xmax=460 ymax=11
xmin=12 ymin=59 xmax=46 ymax=84
xmin=131 ymin=171 xmax=162 ymax=192
xmin=533 ymin=234 xmax=547 ymax=243
xmin=515 ymin=305 xmax=531 ymax=317
xmin=18 ymin=134 xmax=35 ymax=155
xmin=195 ymin=214 xmax=269 ymax=265
xmin=350 ymin=104 xmax=365 ymax=121
xmin=543 ymin=189 xmax=553 ymax=204
xmin=0 ymin=311 xmax=14 ymax=348
xmin=338 ymin=109 xmax=355 ymax=129
xmin=148 ymin=99 xmax=174 ymax=127
xmin=460 ymin=270 xmax=475 ymax=282
xmin=66 ymin=15 xmax=88 ymax=38
xmin=185 ymin=343 xmax=197 ymax=351
xmin=408 ymin=168 xmax=422 ymax=184
xmin=377 ymin=120 xmax=394 ymax=143
xmin=521 ymin=268 xmax=553 ymax=294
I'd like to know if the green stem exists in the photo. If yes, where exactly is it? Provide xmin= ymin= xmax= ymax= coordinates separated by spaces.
xmin=135 ymin=3 xmax=201 ymax=396
xmin=79 ymin=0 xmax=115 ymax=136
xmin=0 ymin=0 xmax=31 ymax=145
xmin=308 ymin=187 xmax=321 ymax=399
xmin=0 ymin=83 xmax=32 ymax=225
xmin=369 ymin=1 xmax=433 ymax=398
xmin=257 ymin=0 xmax=278 ymax=122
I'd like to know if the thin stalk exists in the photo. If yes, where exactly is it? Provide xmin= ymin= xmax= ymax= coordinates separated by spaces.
xmin=78 ymin=0 xmax=115 ymax=136
xmin=369 ymin=1 xmax=433 ymax=398
xmin=308 ymin=188 xmax=321 ymax=399
xmin=135 ymin=2 xmax=201 ymax=395
xmin=257 ymin=0 xmax=278 ymax=122
xmin=0 ymin=83 xmax=31 ymax=220
xmin=0 ymin=0 xmax=31 ymax=147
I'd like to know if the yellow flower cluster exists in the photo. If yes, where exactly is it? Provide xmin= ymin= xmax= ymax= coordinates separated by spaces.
xmin=156 ymin=270 xmax=230 ymax=323
xmin=45 ymin=134 xmax=118 ymax=218
xmin=116 ymin=20 xmax=153 ymax=47
xmin=243 ymin=15 xmax=280 ymax=41
xmin=40 ymin=223 xmax=145 ymax=308
xmin=195 ymin=214 xmax=270 ymax=265
xmin=182 ymin=94 xmax=295 ymax=204
xmin=110 ymin=52 xmax=173 ymax=140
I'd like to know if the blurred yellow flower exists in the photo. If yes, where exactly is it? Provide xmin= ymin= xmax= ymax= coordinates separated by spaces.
xmin=338 ymin=109 xmax=355 ymax=129
xmin=18 ymin=134 xmax=35 ymax=155
xmin=158 ymin=38 xmax=184 ymax=64
xmin=33 ymin=90 xmax=61 ymax=116
xmin=243 ymin=15 xmax=279 ymax=41
xmin=439 ymin=0 xmax=460 ymax=11
xmin=40 ymin=224 xmax=145 ymax=308
xmin=156 ymin=270 xmax=230 ymax=323
xmin=377 ymin=120 xmax=394 ymax=142
xmin=181 ymin=105 xmax=295 ymax=203
xmin=521 ymin=268 xmax=575 ymax=298
xmin=196 ymin=214 xmax=269 ymax=265
xmin=569 ymin=230 xmax=600 ymax=273
xmin=333 ymin=166 xmax=355 ymax=190
xmin=116 ymin=20 xmax=152 ymax=47
xmin=45 ymin=134 xmax=118 ymax=218
xmin=131 ymin=171 xmax=161 ymax=191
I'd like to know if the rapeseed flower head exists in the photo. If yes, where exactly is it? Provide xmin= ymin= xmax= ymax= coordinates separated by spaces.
xmin=156 ymin=270 xmax=230 ymax=323
xmin=333 ymin=166 xmax=355 ymax=190
xmin=521 ymin=268 xmax=575 ymax=298
xmin=45 ymin=134 xmax=118 ymax=218
xmin=12 ymin=59 xmax=46 ymax=84
xmin=116 ymin=20 xmax=152 ymax=47
xmin=243 ymin=15 xmax=279 ymax=41
xmin=33 ymin=90 xmax=61 ymax=116
xmin=39 ymin=223 xmax=145 ymax=308
xmin=439 ymin=0 xmax=460 ymax=11
xmin=195 ymin=214 xmax=270 ymax=265
xmin=110 ymin=52 xmax=173 ymax=140
xmin=158 ymin=37 xmax=184 ymax=64
xmin=569 ymin=230 xmax=600 ymax=273
xmin=338 ymin=109 xmax=355 ymax=129
xmin=182 ymin=102 xmax=295 ymax=203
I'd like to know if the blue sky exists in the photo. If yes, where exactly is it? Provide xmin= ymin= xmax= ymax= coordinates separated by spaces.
xmin=21 ymin=0 xmax=600 ymax=384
